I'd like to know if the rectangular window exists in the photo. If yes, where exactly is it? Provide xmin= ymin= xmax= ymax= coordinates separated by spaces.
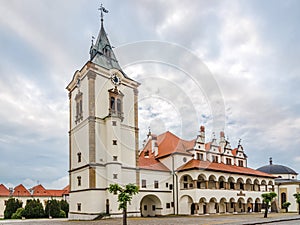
xmin=77 ymin=152 xmax=81 ymax=163
xmin=142 ymin=179 xmax=146 ymax=188
xmin=169 ymin=184 xmax=173 ymax=190
xmin=212 ymin=155 xmax=219 ymax=163
xmin=112 ymin=121 xmax=117 ymax=126
xmin=152 ymin=205 xmax=156 ymax=211
xmin=77 ymin=176 xmax=81 ymax=186
xmin=226 ymin=158 xmax=232 ymax=165
xmin=154 ymin=180 xmax=159 ymax=189
xmin=144 ymin=205 xmax=147 ymax=210
xmin=238 ymin=160 xmax=243 ymax=167
xmin=171 ymin=202 xmax=174 ymax=207
xmin=197 ymin=153 xmax=204 ymax=160
xmin=113 ymin=174 xmax=118 ymax=179
xmin=166 ymin=183 xmax=168 ymax=188
xmin=183 ymin=175 xmax=188 ymax=182
xmin=113 ymin=140 xmax=117 ymax=145
xmin=77 ymin=203 xmax=81 ymax=211
xmin=166 ymin=203 xmax=170 ymax=209
xmin=113 ymin=156 xmax=118 ymax=161
xmin=231 ymin=202 xmax=234 ymax=208
xmin=75 ymin=92 xmax=83 ymax=123
xmin=183 ymin=183 xmax=188 ymax=189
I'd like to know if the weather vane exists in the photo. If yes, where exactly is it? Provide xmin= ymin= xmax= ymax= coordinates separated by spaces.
xmin=98 ymin=3 xmax=109 ymax=26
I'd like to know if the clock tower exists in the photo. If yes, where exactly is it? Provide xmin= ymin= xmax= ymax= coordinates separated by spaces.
xmin=66 ymin=6 xmax=140 ymax=219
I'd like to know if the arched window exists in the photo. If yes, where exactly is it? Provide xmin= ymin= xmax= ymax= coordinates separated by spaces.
xmin=110 ymin=97 xmax=115 ymax=111
xmin=117 ymin=99 xmax=122 ymax=113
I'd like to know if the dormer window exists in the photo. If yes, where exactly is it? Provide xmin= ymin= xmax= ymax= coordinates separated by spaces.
xmin=144 ymin=150 xmax=149 ymax=157
xmin=103 ymin=46 xmax=111 ymax=58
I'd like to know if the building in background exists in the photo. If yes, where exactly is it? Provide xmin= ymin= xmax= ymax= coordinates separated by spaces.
xmin=257 ymin=158 xmax=300 ymax=212
xmin=0 ymin=184 xmax=69 ymax=218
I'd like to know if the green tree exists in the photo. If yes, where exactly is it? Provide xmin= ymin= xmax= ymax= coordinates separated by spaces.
xmin=108 ymin=183 xmax=139 ymax=225
xmin=293 ymin=193 xmax=300 ymax=215
xmin=4 ymin=198 xmax=23 ymax=219
xmin=45 ymin=199 xmax=61 ymax=218
xmin=59 ymin=199 xmax=69 ymax=217
xmin=23 ymin=199 xmax=44 ymax=218
xmin=11 ymin=208 xmax=25 ymax=219
xmin=282 ymin=201 xmax=291 ymax=213
xmin=261 ymin=192 xmax=277 ymax=218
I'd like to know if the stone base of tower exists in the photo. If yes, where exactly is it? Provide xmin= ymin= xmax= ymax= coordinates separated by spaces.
xmin=68 ymin=189 xmax=142 ymax=220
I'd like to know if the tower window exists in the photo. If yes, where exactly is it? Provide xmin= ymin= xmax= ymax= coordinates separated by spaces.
xmin=113 ymin=156 xmax=118 ymax=161
xmin=77 ymin=152 xmax=82 ymax=163
xmin=110 ymin=97 xmax=115 ymax=112
xmin=154 ymin=180 xmax=159 ymax=189
xmin=113 ymin=174 xmax=118 ymax=179
xmin=112 ymin=121 xmax=117 ymax=126
xmin=75 ymin=92 xmax=83 ymax=123
xmin=77 ymin=176 xmax=81 ymax=186
xmin=117 ymin=99 xmax=122 ymax=112
xmin=77 ymin=203 xmax=81 ymax=211
xmin=113 ymin=140 xmax=117 ymax=145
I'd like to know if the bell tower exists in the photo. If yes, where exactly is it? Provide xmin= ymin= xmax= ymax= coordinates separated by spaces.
xmin=66 ymin=5 xmax=140 ymax=220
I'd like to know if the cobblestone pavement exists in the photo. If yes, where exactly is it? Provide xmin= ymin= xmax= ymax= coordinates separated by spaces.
xmin=1 ymin=213 xmax=300 ymax=225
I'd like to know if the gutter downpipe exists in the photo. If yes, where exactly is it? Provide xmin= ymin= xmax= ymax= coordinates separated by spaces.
xmin=175 ymin=172 xmax=179 ymax=215
xmin=172 ymin=154 xmax=175 ymax=215
xmin=172 ymin=153 xmax=179 ymax=215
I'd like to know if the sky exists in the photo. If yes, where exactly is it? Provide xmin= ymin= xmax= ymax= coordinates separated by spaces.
xmin=0 ymin=0 xmax=300 ymax=189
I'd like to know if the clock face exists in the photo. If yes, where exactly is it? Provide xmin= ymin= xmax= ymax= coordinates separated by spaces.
xmin=111 ymin=74 xmax=121 ymax=86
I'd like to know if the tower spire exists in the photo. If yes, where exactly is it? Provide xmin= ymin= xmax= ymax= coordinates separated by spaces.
xmin=98 ymin=3 xmax=109 ymax=27
xmin=89 ymin=4 xmax=124 ymax=72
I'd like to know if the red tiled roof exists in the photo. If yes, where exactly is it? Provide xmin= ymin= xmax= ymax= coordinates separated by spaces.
xmin=62 ymin=185 xmax=70 ymax=194
xmin=31 ymin=184 xmax=50 ymax=196
xmin=46 ymin=190 xmax=66 ymax=197
xmin=12 ymin=184 xmax=31 ymax=197
xmin=232 ymin=148 xmax=238 ymax=156
xmin=177 ymin=159 xmax=275 ymax=178
xmin=0 ymin=184 xmax=10 ymax=196
xmin=156 ymin=131 xmax=195 ymax=158
xmin=139 ymin=139 xmax=170 ymax=172
xmin=31 ymin=184 xmax=69 ymax=197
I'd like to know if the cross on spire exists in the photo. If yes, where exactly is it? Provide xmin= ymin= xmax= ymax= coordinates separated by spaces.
xmin=98 ymin=3 xmax=109 ymax=27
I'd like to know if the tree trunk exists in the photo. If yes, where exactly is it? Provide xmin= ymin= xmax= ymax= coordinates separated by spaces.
xmin=264 ymin=206 xmax=268 ymax=218
xmin=123 ymin=208 xmax=127 ymax=225
xmin=285 ymin=207 xmax=288 ymax=213
xmin=298 ymin=203 xmax=300 ymax=215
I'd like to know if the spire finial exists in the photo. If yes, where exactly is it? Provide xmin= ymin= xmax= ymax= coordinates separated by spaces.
xmin=98 ymin=3 xmax=109 ymax=27
xmin=238 ymin=138 xmax=242 ymax=146
xmin=269 ymin=157 xmax=273 ymax=165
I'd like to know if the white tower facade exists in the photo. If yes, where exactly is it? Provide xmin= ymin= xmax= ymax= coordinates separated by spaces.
xmin=67 ymin=13 xmax=139 ymax=219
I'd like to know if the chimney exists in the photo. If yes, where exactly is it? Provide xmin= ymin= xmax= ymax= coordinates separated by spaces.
xmin=199 ymin=125 xmax=205 ymax=143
